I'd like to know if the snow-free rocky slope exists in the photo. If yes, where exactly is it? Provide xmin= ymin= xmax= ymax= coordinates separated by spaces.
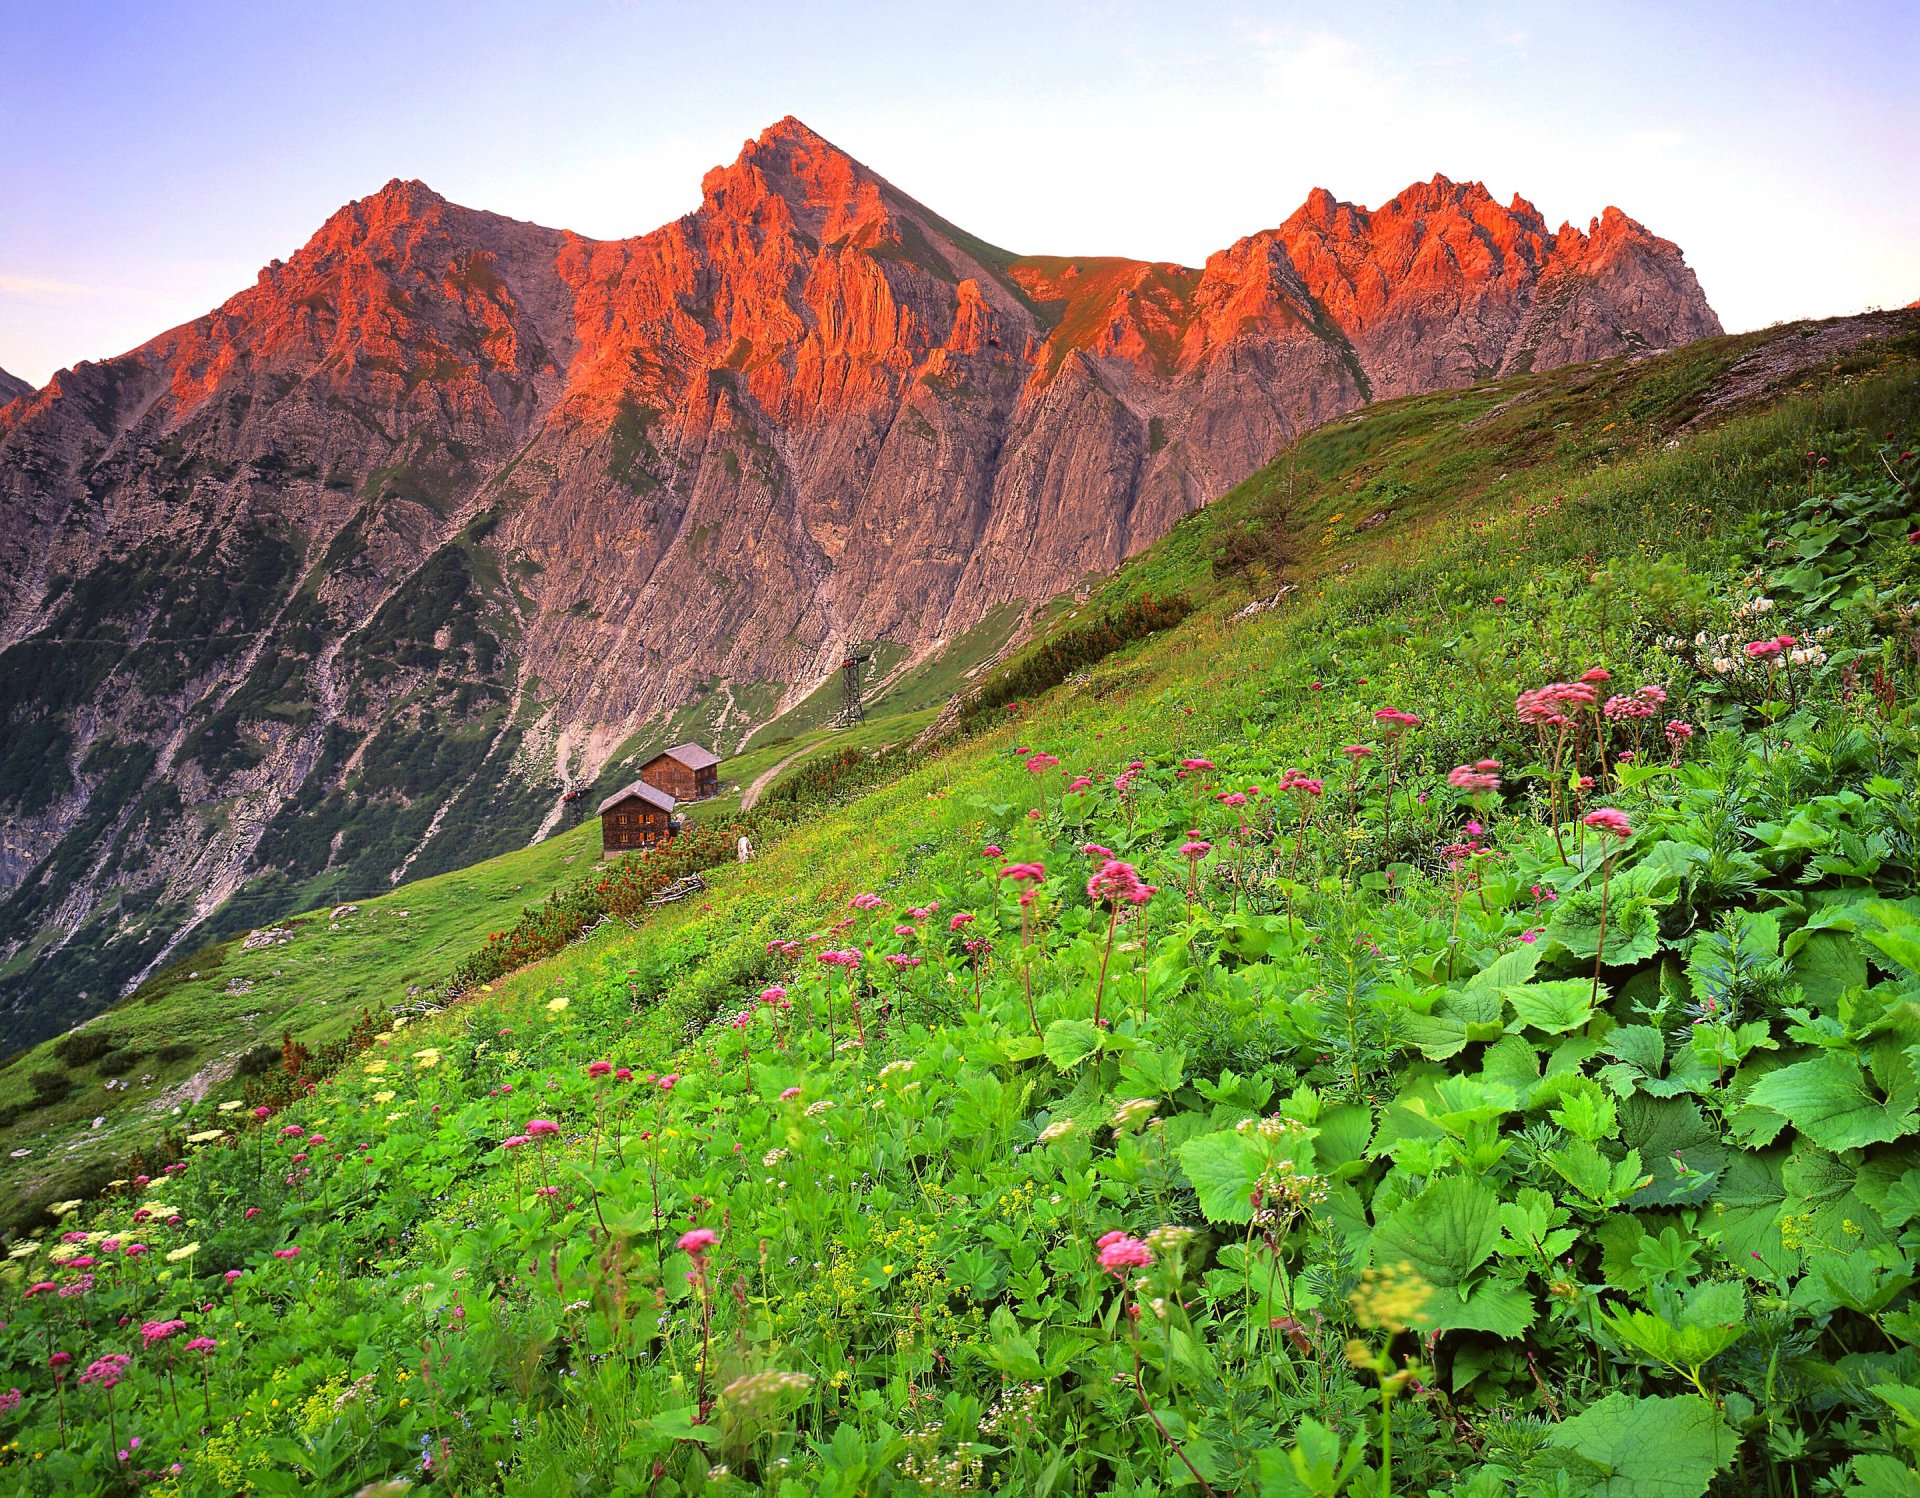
xmin=0 ymin=117 xmax=1719 ymax=1042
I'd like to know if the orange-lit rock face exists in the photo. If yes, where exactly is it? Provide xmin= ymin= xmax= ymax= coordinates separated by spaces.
xmin=0 ymin=118 xmax=1721 ymax=1011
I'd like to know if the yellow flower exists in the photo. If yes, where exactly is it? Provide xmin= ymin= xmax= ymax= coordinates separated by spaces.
xmin=364 ymin=1060 xmax=389 ymax=1076
xmin=187 ymin=1129 xmax=227 ymax=1144
xmin=166 ymin=1242 xmax=201 ymax=1262
xmin=372 ymin=1090 xmax=396 ymax=1105
xmin=545 ymin=997 xmax=570 ymax=1015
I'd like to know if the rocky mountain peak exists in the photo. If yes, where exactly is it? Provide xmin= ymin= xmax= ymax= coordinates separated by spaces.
xmin=700 ymin=116 xmax=893 ymax=243
xmin=0 ymin=128 xmax=1727 ymax=1044
xmin=0 ymin=366 xmax=29 ymax=406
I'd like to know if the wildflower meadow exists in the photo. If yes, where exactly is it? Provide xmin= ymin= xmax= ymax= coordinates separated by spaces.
xmin=1 ymin=349 xmax=1917 ymax=1495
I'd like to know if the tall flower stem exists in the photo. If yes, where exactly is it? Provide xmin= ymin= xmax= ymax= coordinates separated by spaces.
xmin=1092 ymin=904 xmax=1120 ymax=1028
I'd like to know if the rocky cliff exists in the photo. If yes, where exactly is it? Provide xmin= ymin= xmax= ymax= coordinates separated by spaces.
xmin=0 ymin=368 xmax=30 ymax=406
xmin=0 ymin=117 xmax=1720 ymax=1041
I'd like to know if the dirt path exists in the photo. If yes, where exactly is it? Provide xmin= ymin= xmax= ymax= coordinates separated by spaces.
xmin=741 ymin=743 xmax=822 ymax=812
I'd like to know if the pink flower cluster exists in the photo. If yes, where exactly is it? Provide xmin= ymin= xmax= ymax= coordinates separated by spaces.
xmin=1517 ymin=681 xmax=1598 ymax=726
xmin=816 ymin=949 xmax=861 ymax=970
xmin=1279 ymin=769 xmax=1324 ymax=796
xmin=1095 ymin=1230 xmax=1153 ymax=1276
xmin=1373 ymin=708 xmax=1422 ymax=733
xmin=999 ymin=862 xmax=1046 ymax=884
xmin=139 ymin=1318 xmax=187 ymax=1347
xmin=1583 ymin=808 xmax=1633 ymax=838
xmin=1603 ymin=684 xmax=1668 ymax=720
xmin=1088 ymin=860 xmax=1157 ymax=907
xmin=78 ymin=1353 xmax=132 ymax=1390
xmin=1447 ymin=759 xmax=1502 ymax=794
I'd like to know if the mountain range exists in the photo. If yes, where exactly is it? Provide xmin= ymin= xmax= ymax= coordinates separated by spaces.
xmin=0 ymin=116 xmax=1719 ymax=1044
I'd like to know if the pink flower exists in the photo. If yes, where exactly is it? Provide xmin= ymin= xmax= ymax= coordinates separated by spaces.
xmin=1583 ymin=808 xmax=1633 ymax=838
xmin=1216 ymin=791 xmax=1247 ymax=807
xmin=1096 ymin=1233 xmax=1153 ymax=1275
xmin=502 ymin=1135 xmax=530 ymax=1150
xmin=1082 ymin=843 xmax=1114 ymax=858
xmin=999 ymin=862 xmax=1047 ymax=884
xmin=1373 ymin=708 xmax=1422 ymax=731
xmin=1342 ymin=744 xmax=1375 ymax=760
xmin=79 ymin=1354 xmax=132 ymax=1391
xmin=273 ymin=1247 xmax=301 ymax=1260
xmin=49 ymin=1352 xmax=71 ymax=1369
xmin=280 ymin=1126 xmax=303 ymax=1137
xmin=1744 ymin=637 xmax=1783 ymax=659
xmin=1066 ymin=775 xmax=1094 ymax=794
xmin=139 ymin=1318 xmax=187 ymax=1347
xmin=816 ymin=950 xmax=861 ymax=969
xmin=948 ymin=913 xmax=975 ymax=931
xmin=1665 ymin=720 xmax=1695 ymax=744
xmin=982 ymin=845 xmax=1003 ymax=858
xmin=1447 ymin=763 xmax=1501 ymax=793
xmin=658 ymin=1072 xmax=680 ymax=1090
xmin=1521 ymin=929 xmax=1543 ymax=944
xmin=1635 ymin=684 xmax=1668 ymax=706
xmin=23 ymin=1282 xmax=55 ymax=1298
xmin=779 ymin=1087 xmax=802 ymax=1101
xmin=223 ymin=1270 xmax=243 ymax=1284
xmin=587 ymin=1060 xmax=613 ymax=1078
xmin=1180 ymin=758 xmax=1216 ymax=771
xmin=851 ymin=892 xmax=884 ymax=911
xmin=1026 ymin=753 xmax=1060 ymax=774
xmin=525 ymin=1119 xmax=561 ymax=1136
xmin=678 ymin=1228 xmax=718 ymax=1255
xmin=1179 ymin=840 xmax=1212 ymax=858
xmin=243 ymin=1206 xmax=260 ymax=1220
xmin=123 ymin=1243 xmax=148 ymax=1258
xmin=759 ymin=985 xmax=788 ymax=1005
xmin=252 ymin=1106 xmax=271 ymax=1120
xmin=1088 ymin=860 xmax=1157 ymax=908
xmin=616 ymin=1067 xmax=634 ymax=1081
xmin=1579 ymin=667 xmax=1611 ymax=684
xmin=184 ymin=1337 xmax=217 ymax=1355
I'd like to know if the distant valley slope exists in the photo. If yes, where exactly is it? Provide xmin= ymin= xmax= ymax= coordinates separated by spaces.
xmin=0 ymin=117 xmax=1719 ymax=1042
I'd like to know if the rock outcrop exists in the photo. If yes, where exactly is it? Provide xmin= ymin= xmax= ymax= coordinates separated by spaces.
xmin=0 ymin=117 xmax=1720 ymax=1039
xmin=0 ymin=367 xmax=29 ymax=406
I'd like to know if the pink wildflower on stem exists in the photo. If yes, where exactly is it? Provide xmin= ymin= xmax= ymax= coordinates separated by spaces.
xmin=1582 ymin=809 xmax=1633 ymax=1006
xmin=1087 ymin=861 xmax=1155 ymax=1027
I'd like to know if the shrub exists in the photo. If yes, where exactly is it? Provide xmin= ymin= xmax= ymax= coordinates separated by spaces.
xmin=51 ymin=1029 xmax=117 ymax=1066
xmin=93 ymin=1047 xmax=147 ymax=1075
xmin=234 ymin=1043 xmax=280 ymax=1077
xmin=155 ymin=1041 xmax=195 ymax=1064
xmin=956 ymin=593 xmax=1193 ymax=731
xmin=26 ymin=1067 xmax=69 ymax=1103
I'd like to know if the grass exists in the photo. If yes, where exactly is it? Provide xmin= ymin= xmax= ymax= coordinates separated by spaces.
xmin=0 ymin=818 xmax=608 ymax=1225
xmin=2 ymin=312 xmax=1916 ymax=1495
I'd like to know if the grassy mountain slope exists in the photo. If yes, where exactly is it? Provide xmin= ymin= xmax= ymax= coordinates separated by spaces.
xmin=2 ymin=313 xmax=1917 ymax=1495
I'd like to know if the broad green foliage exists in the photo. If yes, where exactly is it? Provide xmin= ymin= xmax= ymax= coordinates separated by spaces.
xmin=0 ymin=340 xmax=1916 ymax=1494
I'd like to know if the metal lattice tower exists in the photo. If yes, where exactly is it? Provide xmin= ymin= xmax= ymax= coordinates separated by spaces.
xmin=835 ymin=646 xmax=873 ymax=728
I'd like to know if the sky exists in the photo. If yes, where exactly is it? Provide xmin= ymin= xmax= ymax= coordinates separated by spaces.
xmin=2 ymin=0 xmax=1916 ymax=386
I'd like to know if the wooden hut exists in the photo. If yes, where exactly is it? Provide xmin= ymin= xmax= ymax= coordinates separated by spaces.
xmin=640 ymin=742 xmax=721 ymax=801
xmin=598 ymin=779 xmax=676 ymax=853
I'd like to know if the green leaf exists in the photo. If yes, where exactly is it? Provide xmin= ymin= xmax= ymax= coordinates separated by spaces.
xmin=1177 ymin=1129 xmax=1264 ymax=1224
xmin=1745 ymin=1049 xmax=1920 ymax=1151
xmin=1370 ymin=1173 xmax=1501 ymax=1289
xmin=1544 ymin=1393 xmax=1739 ymax=1496
xmin=1547 ymin=889 xmax=1661 ymax=965
xmin=1508 ymin=979 xmax=1598 ymax=1035
xmin=1042 ymin=1019 xmax=1101 ymax=1072
xmin=1426 ymin=1279 xmax=1537 ymax=1338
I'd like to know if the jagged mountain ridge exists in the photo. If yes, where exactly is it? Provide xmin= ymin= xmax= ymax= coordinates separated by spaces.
xmin=0 ymin=368 xmax=30 ymax=406
xmin=0 ymin=117 xmax=1719 ymax=1043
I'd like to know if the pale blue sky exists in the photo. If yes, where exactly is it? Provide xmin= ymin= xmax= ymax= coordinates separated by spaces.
xmin=2 ymin=0 xmax=1915 ymax=385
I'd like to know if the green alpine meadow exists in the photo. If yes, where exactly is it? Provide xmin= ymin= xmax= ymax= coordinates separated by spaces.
xmin=2 ymin=308 xmax=1916 ymax=1495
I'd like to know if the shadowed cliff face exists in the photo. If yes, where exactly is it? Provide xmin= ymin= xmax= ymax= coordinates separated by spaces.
xmin=0 ymin=117 xmax=1720 ymax=1038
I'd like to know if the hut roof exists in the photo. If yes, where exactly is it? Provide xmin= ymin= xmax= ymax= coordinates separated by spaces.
xmin=649 ymin=742 xmax=720 ymax=772
xmin=598 ymin=780 xmax=677 ymax=816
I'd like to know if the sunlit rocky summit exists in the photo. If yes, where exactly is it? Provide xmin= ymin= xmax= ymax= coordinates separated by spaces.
xmin=0 ymin=117 xmax=1718 ymax=1036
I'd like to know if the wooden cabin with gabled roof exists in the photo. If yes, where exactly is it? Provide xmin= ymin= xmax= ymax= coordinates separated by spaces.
xmin=599 ymin=779 xmax=676 ymax=853
xmin=640 ymin=742 xmax=721 ymax=802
